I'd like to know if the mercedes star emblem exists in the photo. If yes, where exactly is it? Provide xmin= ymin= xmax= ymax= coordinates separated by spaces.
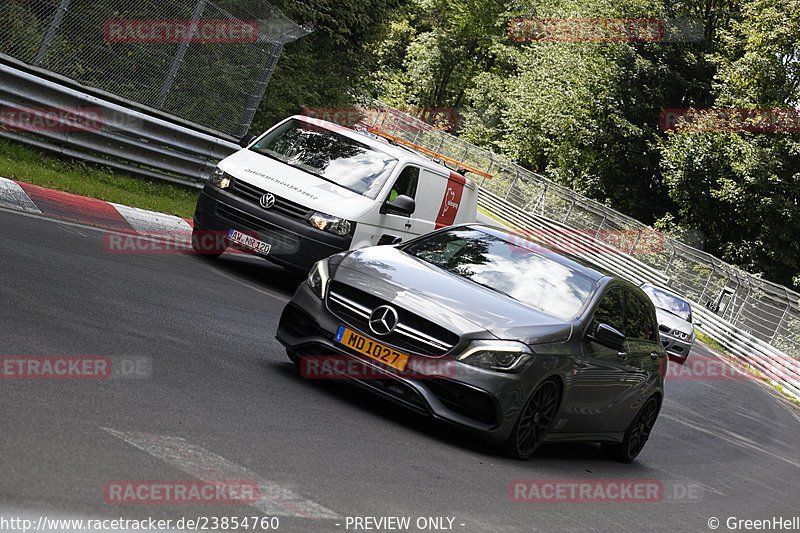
xmin=368 ymin=305 xmax=399 ymax=336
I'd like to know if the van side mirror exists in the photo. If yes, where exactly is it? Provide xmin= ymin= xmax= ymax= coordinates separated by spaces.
xmin=381 ymin=194 xmax=415 ymax=215
xmin=588 ymin=323 xmax=626 ymax=352
xmin=239 ymin=134 xmax=257 ymax=148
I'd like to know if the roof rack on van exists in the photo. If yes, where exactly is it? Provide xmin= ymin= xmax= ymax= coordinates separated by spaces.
xmin=365 ymin=126 xmax=493 ymax=180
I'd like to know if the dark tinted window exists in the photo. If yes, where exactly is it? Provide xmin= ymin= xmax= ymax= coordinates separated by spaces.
xmin=626 ymin=291 xmax=656 ymax=341
xmin=251 ymin=119 xmax=398 ymax=199
xmin=591 ymin=288 xmax=625 ymax=335
xmin=390 ymin=166 xmax=419 ymax=201
xmin=403 ymin=229 xmax=595 ymax=320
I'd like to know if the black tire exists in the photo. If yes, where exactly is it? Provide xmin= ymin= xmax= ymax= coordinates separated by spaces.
xmin=191 ymin=227 xmax=226 ymax=257
xmin=602 ymin=396 xmax=660 ymax=463
xmin=503 ymin=379 xmax=561 ymax=459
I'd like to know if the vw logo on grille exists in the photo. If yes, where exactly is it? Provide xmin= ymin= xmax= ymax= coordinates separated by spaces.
xmin=259 ymin=193 xmax=276 ymax=209
xmin=368 ymin=305 xmax=399 ymax=336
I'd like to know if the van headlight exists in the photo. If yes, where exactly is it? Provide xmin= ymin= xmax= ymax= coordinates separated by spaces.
xmin=307 ymin=259 xmax=330 ymax=299
xmin=209 ymin=167 xmax=232 ymax=189
xmin=457 ymin=340 xmax=534 ymax=372
xmin=308 ymin=212 xmax=352 ymax=236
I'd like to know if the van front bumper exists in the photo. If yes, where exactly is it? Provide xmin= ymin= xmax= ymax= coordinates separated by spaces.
xmin=193 ymin=183 xmax=353 ymax=272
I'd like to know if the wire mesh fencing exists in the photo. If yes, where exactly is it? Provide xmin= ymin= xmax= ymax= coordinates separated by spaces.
xmin=359 ymin=100 xmax=800 ymax=361
xmin=0 ymin=0 xmax=309 ymax=137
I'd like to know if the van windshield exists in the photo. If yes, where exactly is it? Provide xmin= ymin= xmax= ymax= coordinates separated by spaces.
xmin=250 ymin=119 xmax=398 ymax=199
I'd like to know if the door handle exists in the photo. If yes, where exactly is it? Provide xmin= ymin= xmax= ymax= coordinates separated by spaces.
xmin=404 ymin=221 xmax=412 ymax=229
xmin=617 ymin=352 xmax=628 ymax=361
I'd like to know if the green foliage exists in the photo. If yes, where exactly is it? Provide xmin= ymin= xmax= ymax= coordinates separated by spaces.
xmin=660 ymin=0 xmax=800 ymax=287
xmin=251 ymin=0 xmax=409 ymax=131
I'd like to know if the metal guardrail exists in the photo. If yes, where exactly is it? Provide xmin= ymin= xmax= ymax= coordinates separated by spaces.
xmin=0 ymin=0 xmax=309 ymax=137
xmin=0 ymin=68 xmax=796 ymax=399
xmin=479 ymin=188 xmax=800 ymax=401
xmin=0 ymin=62 xmax=239 ymax=188
xmin=362 ymin=102 xmax=800 ymax=402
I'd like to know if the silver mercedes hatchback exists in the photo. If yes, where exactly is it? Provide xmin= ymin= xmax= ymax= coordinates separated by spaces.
xmin=276 ymin=224 xmax=668 ymax=462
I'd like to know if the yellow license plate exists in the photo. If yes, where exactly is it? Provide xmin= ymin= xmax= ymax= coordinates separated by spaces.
xmin=334 ymin=326 xmax=409 ymax=372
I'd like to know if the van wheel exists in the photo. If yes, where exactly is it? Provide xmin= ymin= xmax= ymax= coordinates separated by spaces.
xmin=503 ymin=379 xmax=560 ymax=459
xmin=191 ymin=228 xmax=226 ymax=257
xmin=602 ymin=396 xmax=660 ymax=463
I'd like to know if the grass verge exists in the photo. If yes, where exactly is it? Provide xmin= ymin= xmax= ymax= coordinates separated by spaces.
xmin=0 ymin=137 xmax=200 ymax=218
xmin=695 ymin=330 xmax=728 ymax=355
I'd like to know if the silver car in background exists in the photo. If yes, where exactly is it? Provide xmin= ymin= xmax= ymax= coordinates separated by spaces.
xmin=641 ymin=283 xmax=699 ymax=362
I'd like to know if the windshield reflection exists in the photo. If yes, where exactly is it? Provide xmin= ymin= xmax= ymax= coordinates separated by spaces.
xmin=641 ymin=285 xmax=692 ymax=321
xmin=403 ymin=229 xmax=595 ymax=320
xmin=251 ymin=119 xmax=398 ymax=198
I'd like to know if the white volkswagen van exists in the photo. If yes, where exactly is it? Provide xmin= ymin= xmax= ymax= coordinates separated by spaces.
xmin=192 ymin=115 xmax=478 ymax=272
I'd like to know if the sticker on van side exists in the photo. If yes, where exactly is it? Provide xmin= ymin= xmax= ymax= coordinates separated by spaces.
xmin=435 ymin=171 xmax=466 ymax=229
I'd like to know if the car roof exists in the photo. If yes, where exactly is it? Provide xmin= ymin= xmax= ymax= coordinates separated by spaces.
xmin=289 ymin=114 xmax=468 ymax=181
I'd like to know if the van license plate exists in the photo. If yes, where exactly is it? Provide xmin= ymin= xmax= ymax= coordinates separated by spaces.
xmin=228 ymin=229 xmax=271 ymax=255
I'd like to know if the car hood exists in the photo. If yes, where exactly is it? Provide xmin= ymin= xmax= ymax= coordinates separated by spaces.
xmin=655 ymin=308 xmax=693 ymax=335
xmin=219 ymin=149 xmax=374 ymax=217
xmin=332 ymin=246 xmax=574 ymax=344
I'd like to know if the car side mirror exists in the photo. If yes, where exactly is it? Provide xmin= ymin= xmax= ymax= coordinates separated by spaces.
xmin=694 ymin=318 xmax=702 ymax=327
xmin=589 ymin=323 xmax=626 ymax=352
xmin=239 ymin=134 xmax=257 ymax=148
xmin=381 ymin=194 xmax=415 ymax=215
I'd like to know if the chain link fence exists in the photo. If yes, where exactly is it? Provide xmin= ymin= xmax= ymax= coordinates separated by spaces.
xmin=360 ymin=100 xmax=800 ymax=363
xmin=1 ymin=0 xmax=309 ymax=137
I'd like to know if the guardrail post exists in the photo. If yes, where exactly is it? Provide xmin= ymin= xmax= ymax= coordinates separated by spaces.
xmin=699 ymin=267 xmax=715 ymax=304
xmin=32 ymin=0 xmax=71 ymax=66
xmin=156 ymin=0 xmax=210 ymax=110
xmin=504 ymin=168 xmax=520 ymax=201
xmin=236 ymin=41 xmax=283 ymax=138
xmin=770 ymin=304 xmax=790 ymax=343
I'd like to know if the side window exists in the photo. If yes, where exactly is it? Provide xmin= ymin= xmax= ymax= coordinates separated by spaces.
xmin=626 ymin=291 xmax=656 ymax=341
xmin=590 ymin=288 xmax=625 ymax=336
xmin=389 ymin=166 xmax=419 ymax=202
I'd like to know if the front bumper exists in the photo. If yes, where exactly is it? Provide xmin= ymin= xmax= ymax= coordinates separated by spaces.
xmin=275 ymin=282 xmax=541 ymax=444
xmin=193 ymin=183 xmax=353 ymax=272
xmin=660 ymin=331 xmax=694 ymax=359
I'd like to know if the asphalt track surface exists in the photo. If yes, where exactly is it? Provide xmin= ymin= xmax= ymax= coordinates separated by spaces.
xmin=2 ymin=206 xmax=800 ymax=533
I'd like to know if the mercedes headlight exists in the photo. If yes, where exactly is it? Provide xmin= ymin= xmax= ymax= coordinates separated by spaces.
xmin=208 ymin=167 xmax=232 ymax=189
xmin=308 ymin=212 xmax=352 ymax=236
xmin=457 ymin=340 xmax=534 ymax=372
xmin=307 ymin=259 xmax=330 ymax=299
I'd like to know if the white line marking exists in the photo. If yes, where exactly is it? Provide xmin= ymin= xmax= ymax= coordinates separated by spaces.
xmin=0 ymin=177 xmax=42 ymax=213
xmin=661 ymin=414 xmax=800 ymax=469
xmin=102 ymin=428 xmax=339 ymax=519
